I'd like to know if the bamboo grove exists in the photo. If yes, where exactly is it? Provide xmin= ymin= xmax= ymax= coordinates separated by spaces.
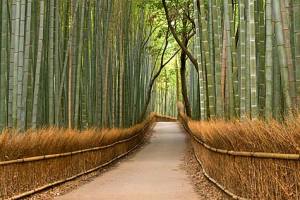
xmin=0 ymin=0 xmax=153 ymax=131
xmin=184 ymin=0 xmax=300 ymax=121
xmin=152 ymin=62 xmax=180 ymax=118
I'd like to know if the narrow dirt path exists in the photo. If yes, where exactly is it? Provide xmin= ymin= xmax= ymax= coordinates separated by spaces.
xmin=56 ymin=122 xmax=220 ymax=200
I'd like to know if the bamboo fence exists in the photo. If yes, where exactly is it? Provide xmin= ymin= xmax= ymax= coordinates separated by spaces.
xmin=0 ymin=121 xmax=154 ymax=200
xmin=179 ymin=112 xmax=300 ymax=199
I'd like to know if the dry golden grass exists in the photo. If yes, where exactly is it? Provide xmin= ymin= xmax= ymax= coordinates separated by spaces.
xmin=0 ymin=114 xmax=155 ymax=161
xmin=188 ymin=118 xmax=300 ymax=154
xmin=0 ymin=114 xmax=155 ymax=199
xmin=180 ymin=113 xmax=300 ymax=199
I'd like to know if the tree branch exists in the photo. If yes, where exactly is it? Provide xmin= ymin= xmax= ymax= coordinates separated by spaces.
xmin=152 ymin=28 xmax=170 ymax=82
xmin=161 ymin=0 xmax=198 ymax=70
xmin=163 ymin=48 xmax=180 ymax=67
xmin=140 ymin=28 xmax=180 ymax=120
xmin=142 ymin=24 xmax=159 ymax=49
xmin=185 ymin=11 xmax=195 ymax=30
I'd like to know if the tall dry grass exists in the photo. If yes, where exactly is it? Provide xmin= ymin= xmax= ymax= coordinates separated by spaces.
xmin=188 ymin=118 xmax=300 ymax=154
xmin=0 ymin=114 xmax=155 ymax=161
xmin=180 ymin=113 xmax=300 ymax=199
xmin=0 ymin=114 xmax=155 ymax=199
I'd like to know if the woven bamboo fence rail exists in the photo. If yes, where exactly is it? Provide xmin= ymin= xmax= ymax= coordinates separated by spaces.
xmin=179 ymin=113 xmax=300 ymax=200
xmin=0 ymin=120 xmax=154 ymax=200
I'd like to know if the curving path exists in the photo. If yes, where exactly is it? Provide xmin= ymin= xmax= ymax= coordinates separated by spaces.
xmin=56 ymin=122 xmax=200 ymax=200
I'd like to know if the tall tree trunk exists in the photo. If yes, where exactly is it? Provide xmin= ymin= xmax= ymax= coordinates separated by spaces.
xmin=180 ymin=49 xmax=192 ymax=117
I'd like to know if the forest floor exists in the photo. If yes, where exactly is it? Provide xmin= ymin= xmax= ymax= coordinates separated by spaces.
xmin=27 ymin=122 xmax=228 ymax=200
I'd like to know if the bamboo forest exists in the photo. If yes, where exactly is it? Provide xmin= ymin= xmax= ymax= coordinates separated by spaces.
xmin=0 ymin=0 xmax=300 ymax=199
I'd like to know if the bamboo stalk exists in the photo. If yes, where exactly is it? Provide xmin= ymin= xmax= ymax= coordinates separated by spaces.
xmin=239 ymin=0 xmax=247 ymax=119
xmin=265 ymin=0 xmax=273 ymax=119
xmin=273 ymin=0 xmax=292 ymax=113
xmin=31 ymin=0 xmax=44 ymax=129
xmin=248 ymin=0 xmax=258 ymax=119
xmin=193 ymin=0 xmax=206 ymax=120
